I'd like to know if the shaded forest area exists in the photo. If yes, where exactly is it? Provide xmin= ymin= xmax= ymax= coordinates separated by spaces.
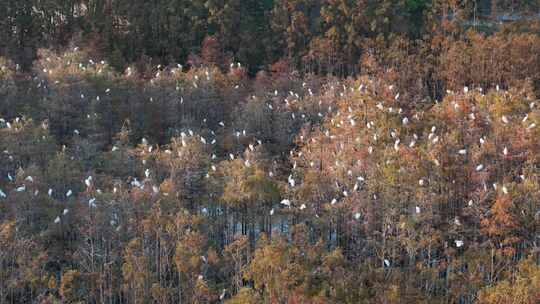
xmin=1 ymin=1 xmax=540 ymax=303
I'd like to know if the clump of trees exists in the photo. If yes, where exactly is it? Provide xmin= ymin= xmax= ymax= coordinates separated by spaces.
xmin=0 ymin=1 xmax=539 ymax=303
xmin=0 ymin=43 xmax=539 ymax=303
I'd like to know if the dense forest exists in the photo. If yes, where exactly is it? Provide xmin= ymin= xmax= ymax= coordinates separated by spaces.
xmin=1 ymin=0 xmax=540 ymax=303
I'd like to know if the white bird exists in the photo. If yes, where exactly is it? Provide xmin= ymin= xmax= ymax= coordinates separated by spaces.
xmin=288 ymin=175 xmax=295 ymax=187
xmin=476 ymin=164 xmax=484 ymax=171
xmin=331 ymin=198 xmax=337 ymax=205
xmin=354 ymin=212 xmax=361 ymax=220
xmin=270 ymin=209 xmax=274 ymax=215
xmin=229 ymin=154 xmax=234 ymax=160
xmin=384 ymin=259 xmax=390 ymax=267
xmin=85 ymin=176 xmax=92 ymax=187
xmin=418 ymin=179 xmax=425 ymax=186
xmin=458 ymin=149 xmax=467 ymax=155
xmin=455 ymin=240 xmax=464 ymax=247
xmin=54 ymin=216 xmax=61 ymax=224
xmin=503 ymin=147 xmax=508 ymax=156
xmin=402 ymin=117 xmax=409 ymax=125
xmin=0 ymin=189 xmax=6 ymax=198
xmin=63 ymin=209 xmax=69 ymax=215
xmin=16 ymin=185 xmax=25 ymax=192
xmin=66 ymin=189 xmax=72 ymax=197
xmin=25 ymin=176 xmax=33 ymax=182
xmin=145 ymin=169 xmax=150 ymax=178
xmin=502 ymin=186 xmax=509 ymax=194
xmin=415 ymin=206 xmax=421 ymax=214
xmin=454 ymin=217 xmax=461 ymax=226
xmin=528 ymin=123 xmax=536 ymax=129
xmin=394 ymin=139 xmax=400 ymax=151
xmin=211 ymin=165 xmax=217 ymax=172
xmin=280 ymin=199 xmax=291 ymax=207
xmin=299 ymin=204 xmax=306 ymax=210
xmin=48 ymin=188 xmax=53 ymax=196
xmin=468 ymin=199 xmax=473 ymax=206
xmin=501 ymin=115 xmax=509 ymax=124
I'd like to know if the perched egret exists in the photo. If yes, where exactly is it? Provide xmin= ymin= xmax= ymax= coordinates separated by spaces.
xmin=280 ymin=199 xmax=291 ymax=207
